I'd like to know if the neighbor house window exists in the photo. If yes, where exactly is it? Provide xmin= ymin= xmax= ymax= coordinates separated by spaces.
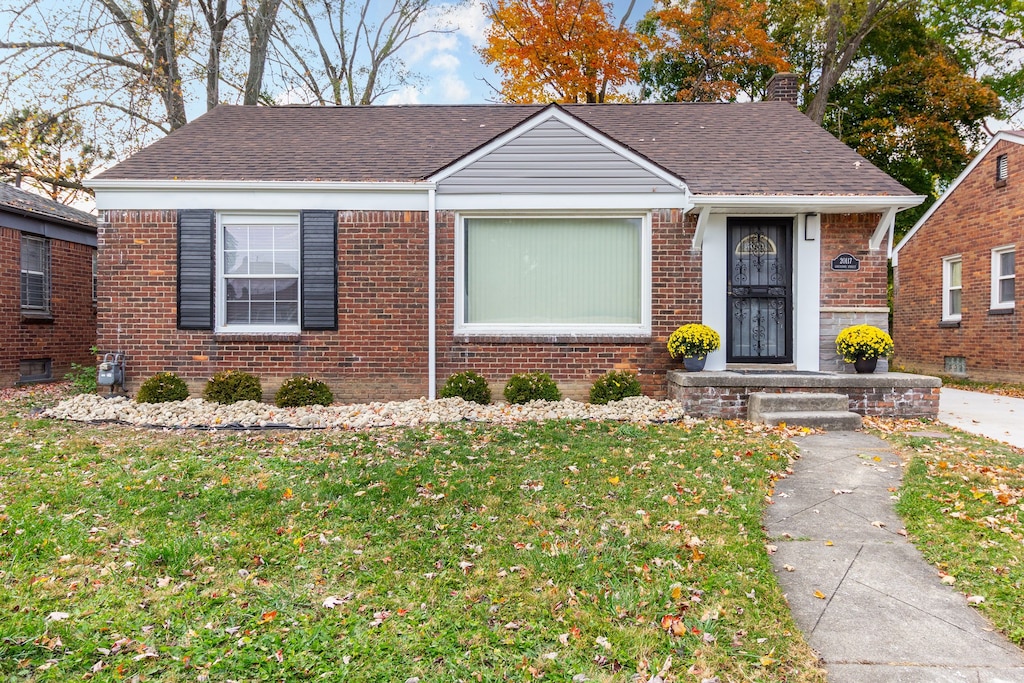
xmin=991 ymin=245 xmax=1015 ymax=309
xmin=21 ymin=235 xmax=50 ymax=312
xmin=942 ymin=255 xmax=962 ymax=321
xmin=92 ymin=250 xmax=98 ymax=302
xmin=456 ymin=215 xmax=650 ymax=335
xmin=218 ymin=215 xmax=300 ymax=331
xmin=996 ymin=153 xmax=1009 ymax=182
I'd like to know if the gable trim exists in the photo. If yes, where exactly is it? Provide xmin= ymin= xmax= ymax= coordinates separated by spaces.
xmin=428 ymin=104 xmax=690 ymax=194
xmin=893 ymin=130 xmax=1024 ymax=265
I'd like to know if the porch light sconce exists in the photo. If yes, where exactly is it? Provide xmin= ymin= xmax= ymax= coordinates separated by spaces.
xmin=804 ymin=213 xmax=818 ymax=241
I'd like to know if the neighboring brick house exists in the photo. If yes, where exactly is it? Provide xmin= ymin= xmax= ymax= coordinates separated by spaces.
xmin=0 ymin=184 xmax=97 ymax=387
xmin=89 ymin=85 xmax=923 ymax=402
xmin=893 ymin=131 xmax=1022 ymax=381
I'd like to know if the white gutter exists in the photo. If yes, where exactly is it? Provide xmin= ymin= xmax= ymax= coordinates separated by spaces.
xmin=428 ymin=188 xmax=437 ymax=400
xmin=87 ymin=179 xmax=436 ymax=192
xmin=690 ymin=194 xmax=925 ymax=211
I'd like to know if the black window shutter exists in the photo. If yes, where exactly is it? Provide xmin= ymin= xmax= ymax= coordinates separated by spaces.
xmin=177 ymin=210 xmax=215 ymax=330
xmin=301 ymin=210 xmax=338 ymax=330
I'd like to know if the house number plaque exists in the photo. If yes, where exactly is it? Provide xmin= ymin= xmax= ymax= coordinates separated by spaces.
xmin=831 ymin=253 xmax=861 ymax=272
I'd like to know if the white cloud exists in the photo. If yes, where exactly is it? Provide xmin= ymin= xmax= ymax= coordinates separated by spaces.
xmin=431 ymin=53 xmax=461 ymax=71
xmin=385 ymin=85 xmax=424 ymax=105
xmin=439 ymin=74 xmax=470 ymax=102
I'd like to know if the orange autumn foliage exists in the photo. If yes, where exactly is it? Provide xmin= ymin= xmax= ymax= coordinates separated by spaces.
xmin=479 ymin=0 xmax=639 ymax=103
xmin=640 ymin=0 xmax=789 ymax=102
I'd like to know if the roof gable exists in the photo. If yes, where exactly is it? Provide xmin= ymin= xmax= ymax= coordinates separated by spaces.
xmin=432 ymin=105 xmax=686 ymax=194
xmin=893 ymin=130 xmax=1024 ymax=264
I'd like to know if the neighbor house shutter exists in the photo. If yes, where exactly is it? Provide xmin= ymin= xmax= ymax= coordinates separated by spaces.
xmin=301 ymin=210 xmax=338 ymax=330
xmin=177 ymin=209 xmax=215 ymax=330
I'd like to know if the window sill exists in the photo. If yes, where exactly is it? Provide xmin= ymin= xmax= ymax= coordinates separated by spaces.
xmin=988 ymin=307 xmax=1015 ymax=316
xmin=937 ymin=320 xmax=960 ymax=329
xmin=995 ymin=179 xmax=1007 ymax=188
xmin=213 ymin=333 xmax=301 ymax=343
xmin=21 ymin=311 xmax=54 ymax=324
xmin=453 ymin=334 xmax=652 ymax=344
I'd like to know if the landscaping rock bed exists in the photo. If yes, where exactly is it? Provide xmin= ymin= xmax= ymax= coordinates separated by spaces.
xmin=44 ymin=394 xmax=697 ymax=430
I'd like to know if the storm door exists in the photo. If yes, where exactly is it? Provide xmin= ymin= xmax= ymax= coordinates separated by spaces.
xmin=726 ymin=218 xmax=793 ymax=363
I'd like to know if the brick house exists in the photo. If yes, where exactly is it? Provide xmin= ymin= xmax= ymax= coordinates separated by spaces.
xmin=1 ymin=184 xmax=97 ymax=387
xmin=893 ymin=131 xmax=1022 ymax=381
xmin=89 ymin=83 xmax=923 ymax=402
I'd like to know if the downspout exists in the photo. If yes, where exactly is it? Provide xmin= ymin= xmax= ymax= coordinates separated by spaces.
xmin=428 ymin=187 xmax=437 ymax=399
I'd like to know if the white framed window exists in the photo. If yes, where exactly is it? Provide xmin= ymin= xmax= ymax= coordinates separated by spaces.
xmin=991 ymin=245 xmax=1015 ymax=309
xmin=21 ymin=235 xmax=50 ymax=312
xmin=942 ymin=255 xmax=962 ymax=321
xmin=455 ymin=213 xmax=651 ymax=336
xmin=217 ymin=214 xmax=300 ymax=332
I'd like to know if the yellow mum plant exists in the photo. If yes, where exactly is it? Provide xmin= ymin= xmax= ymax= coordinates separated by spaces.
xmin=667 ymin=324 xmax=721 ymax=359
xmin=835 ymin=324 xmax=894 ymax=362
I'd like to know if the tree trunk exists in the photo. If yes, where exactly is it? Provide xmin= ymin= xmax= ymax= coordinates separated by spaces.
xmin=243 ymin=0 xmax=284 ymax=105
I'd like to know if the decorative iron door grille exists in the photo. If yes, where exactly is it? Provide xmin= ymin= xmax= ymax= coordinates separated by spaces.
xmin=726 ymin=218 xmax=793 ymax=363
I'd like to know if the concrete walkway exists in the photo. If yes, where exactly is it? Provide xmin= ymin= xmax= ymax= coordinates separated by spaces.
xmin=766 ymin=432 xmax=1024 ymax=682
xmin=939 ymin=388 xmax=1024 ymax=449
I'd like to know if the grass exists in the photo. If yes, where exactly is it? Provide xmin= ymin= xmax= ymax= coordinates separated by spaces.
xmin=870 ymin=419 xmax=1024 ymax=645
xmin=0 ymin=399 xmax=825 ymax=682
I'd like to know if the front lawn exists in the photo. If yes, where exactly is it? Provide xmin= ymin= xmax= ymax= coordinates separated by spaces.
xmin=0 ymin=404 xmax=824 ymax=681
xmin=873 ymin=419 xmax=1024 ymax=645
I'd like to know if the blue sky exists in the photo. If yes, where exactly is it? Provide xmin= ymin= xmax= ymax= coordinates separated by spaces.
xmin=381 ymin=0 xmax=653 ymax=105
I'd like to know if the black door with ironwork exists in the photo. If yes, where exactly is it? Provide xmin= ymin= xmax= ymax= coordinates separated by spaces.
xmin=727 ymin=218 xmax=793 ymax=363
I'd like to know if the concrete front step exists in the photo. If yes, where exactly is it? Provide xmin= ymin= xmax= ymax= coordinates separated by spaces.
xmin=754 ymin=410 xmax=863 ymax=431
xmin=748 ymin=391 xmax=849 ymax=415
xmin=748 ymin=392 xmax=862 ymax=431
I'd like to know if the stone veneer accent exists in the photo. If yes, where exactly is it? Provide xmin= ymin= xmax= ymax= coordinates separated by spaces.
xmin=667 ymin=371 xmax=940 ymax=420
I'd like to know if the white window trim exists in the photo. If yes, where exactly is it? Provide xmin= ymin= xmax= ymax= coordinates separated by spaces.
xmin=454 ymin=211 xmax=652 ymax=337
xmin=991 ymin=244 xmax=1015 ymax=309
xmin=942 ymin=255 xmax=962 ymax=322
xmin=215 ymin=212 xmax=301 ymax=333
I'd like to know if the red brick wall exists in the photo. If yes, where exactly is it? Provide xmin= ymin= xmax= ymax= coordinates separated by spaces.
xmin=894 ymin=140 xmax=1023 ymax=381
xmin=98 ymin=210 xmax=429 ymax=401
xmin=0 ymin=227 xmax=97 ymax=387
xmin=820 ymin=213 xmax=887 ymax=308
xmin=100 ymin=208 xmax=892 ymax=402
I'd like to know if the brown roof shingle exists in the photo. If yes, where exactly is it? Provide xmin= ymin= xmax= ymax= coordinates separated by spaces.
xmin=0 ymin=184 xmax=97 ymax=230
xmin=95 ymin=102 xmax=914 ymax=197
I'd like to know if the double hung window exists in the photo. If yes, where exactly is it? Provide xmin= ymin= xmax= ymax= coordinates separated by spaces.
xmin=219 ymin=215 xmax=300 ymax=331
xmin=942 ymin=256 xmax=962 ymax=321
xmin=21 ymin=235 xmax=50 ymax=312
xmin=992 ymin=246 xmax=1015 ymax=309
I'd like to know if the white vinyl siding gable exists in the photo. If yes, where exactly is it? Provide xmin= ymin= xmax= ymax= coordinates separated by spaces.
xmin=438 ymin=119 xmax=678 ymax=195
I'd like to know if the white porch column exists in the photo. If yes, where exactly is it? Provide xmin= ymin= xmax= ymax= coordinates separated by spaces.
xmin=701 ymin=215 xmax=728 ymax=370
xmin=794 ymin=213 xmax=822 ymax=370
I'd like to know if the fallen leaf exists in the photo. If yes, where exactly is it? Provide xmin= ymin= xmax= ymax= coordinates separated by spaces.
xmin=46 ymin=612 xmax=70 ymax=622
xmin=258 ymin=610 xmax=277 ymax=624
xmin=813 ymin=590 xmax=826 ymax=599
xmin=824 ymin=540 xmax=834 ymax=546
xmin=783 ymin=564 xmax=795 ymax=572
xmin=595 ymin=635 xmax=612 ymax=650
xmin=871 ymin=521 xmax=886 ymax=528
xmin=967 ymin=595 xmax=985 ymax=604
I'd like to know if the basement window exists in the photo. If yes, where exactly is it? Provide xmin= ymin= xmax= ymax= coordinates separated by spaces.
xmin=944 ymin=356 xmax=966 ymax=376
xmin=19 ymin=358 xmax=52 ymax=383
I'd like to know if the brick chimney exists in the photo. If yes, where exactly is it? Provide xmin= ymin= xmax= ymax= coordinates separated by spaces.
xmin=767 ymin=72 xmax=799 ymax=106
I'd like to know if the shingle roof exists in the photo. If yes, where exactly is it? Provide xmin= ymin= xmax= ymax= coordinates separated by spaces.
xmin=95 ymin=102 xmax=914 ymax=197
xmin=0 ymin=184 xmax=97 ymax=230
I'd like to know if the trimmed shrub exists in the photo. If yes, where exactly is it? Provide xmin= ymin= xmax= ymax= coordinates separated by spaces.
xmin=503 ymin=371 xmax=562 ymax=404
xmin=589 ymin=370 xmax=642 ymax=405
xmin=275 ymin=376 xmax=334 ymax=407
xmin=439 ymin=371 xmax=492 ymax=404
xmin=136 ymin=372 xmax=190 ymax=404
xmin=203 ymin=370 xmax=263 ymax=405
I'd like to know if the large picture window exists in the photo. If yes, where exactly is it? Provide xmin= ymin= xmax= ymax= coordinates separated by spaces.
xmin=458 ymin=215 xmax=649 ymax=335
xmin=21 ymin=235 xmax=50 ymax=312
xmin=991 ymin=245 xmax=1015 ymax=309
xmin=219 ymin=215 xmax=300 ymax=331
xmin=943 ymin=255 xmax=962 ymax=322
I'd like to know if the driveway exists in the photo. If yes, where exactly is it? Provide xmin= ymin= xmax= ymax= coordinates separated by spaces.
xmin=938 ymin=387 xmax=1024 ymax=449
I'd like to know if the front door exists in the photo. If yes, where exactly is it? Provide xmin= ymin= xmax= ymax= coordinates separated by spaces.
xmin=726 ymin=218 xmax=793 ymax=363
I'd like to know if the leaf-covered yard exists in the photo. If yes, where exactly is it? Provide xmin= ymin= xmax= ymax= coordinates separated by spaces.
xmin=0 ymin=399 xmax=826 ymax=682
